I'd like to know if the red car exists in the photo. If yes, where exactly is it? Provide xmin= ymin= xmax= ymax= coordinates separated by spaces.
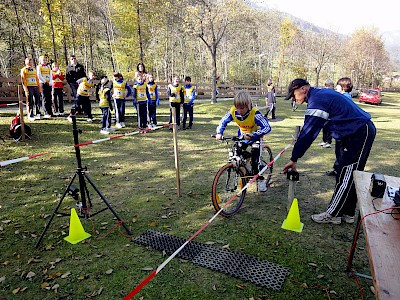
xmin=359 ymin=89 xmax=382 ymax=105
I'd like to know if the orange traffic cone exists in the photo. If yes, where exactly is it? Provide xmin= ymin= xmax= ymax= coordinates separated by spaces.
xmin=64 ymin=208 xmax=91 ymax=244
xmin=281 ymin=198 xmax=304 ymax=233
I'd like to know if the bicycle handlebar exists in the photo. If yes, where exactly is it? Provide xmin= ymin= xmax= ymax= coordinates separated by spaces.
xmin=211 ymin=135 xmax=242 ymax=142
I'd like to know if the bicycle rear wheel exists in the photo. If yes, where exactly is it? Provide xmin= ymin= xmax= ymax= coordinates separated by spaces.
xmin=211 ymin=163 xmax=247 ymax=217
xmin=260 ymin=145 xmax=273 ymax=185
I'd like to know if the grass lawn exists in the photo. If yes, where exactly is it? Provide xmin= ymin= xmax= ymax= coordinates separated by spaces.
xmin=0 ymin=93 xmax=399 ymax=299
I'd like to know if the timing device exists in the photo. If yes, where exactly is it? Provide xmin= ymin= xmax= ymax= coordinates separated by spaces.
xmin=369 ymin=173 xmax=386 ymax=198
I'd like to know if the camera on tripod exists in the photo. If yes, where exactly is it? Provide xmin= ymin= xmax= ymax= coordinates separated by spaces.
xmin=68 ymin=184 xmax=80 ymax=201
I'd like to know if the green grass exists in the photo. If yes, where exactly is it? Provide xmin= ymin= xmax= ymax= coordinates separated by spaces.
xmin=0 ymin=94 xmax=399 ymax=299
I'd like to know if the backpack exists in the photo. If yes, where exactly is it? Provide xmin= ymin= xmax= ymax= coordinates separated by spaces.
xmin=9 ymin=115 xmax=31 ymax=141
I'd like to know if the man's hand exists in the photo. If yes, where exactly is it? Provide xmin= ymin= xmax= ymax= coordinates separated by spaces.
xmin=215 ymin=134 xmax=222 ymax=140
xmin=283 ymin=160 xmax=297 ymax=174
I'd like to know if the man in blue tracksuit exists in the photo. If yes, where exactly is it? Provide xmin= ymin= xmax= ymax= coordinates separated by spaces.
xmin=282 ymin=78 xmax=376 ymax=225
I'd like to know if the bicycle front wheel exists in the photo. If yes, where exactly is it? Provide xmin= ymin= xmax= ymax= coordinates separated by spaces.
xmin=260 ymin=145 xmax=273 ymax=185
xmin=211 ymin=163 xmax=247 ymax=217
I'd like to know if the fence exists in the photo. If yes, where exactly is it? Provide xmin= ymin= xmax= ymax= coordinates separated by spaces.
xmin=0 ymin=77 xmax=286 ymax=103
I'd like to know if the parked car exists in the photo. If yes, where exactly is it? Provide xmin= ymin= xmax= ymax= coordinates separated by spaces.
xmin=358 ymin=88 xmax=382 ymax=105
xmin=350 ymin=89 xmax=360 ymax=98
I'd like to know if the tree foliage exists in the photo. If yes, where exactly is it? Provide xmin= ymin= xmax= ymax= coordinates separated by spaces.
xmin=0 ymin=0 xmax=397 ymax=90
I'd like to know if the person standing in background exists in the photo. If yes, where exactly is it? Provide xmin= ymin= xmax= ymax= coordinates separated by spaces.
xmin=37 ymin=55 xmax=53 ymax=118
xmin=51 ymin=62 xmax=65 ymax=116
xmin=265 ymin=78 xmax=276 ymax=120
xmin=66 ymin=55 xmax=86 ymax=103
xmin=21 ymin=58 xmax=42 ymax=121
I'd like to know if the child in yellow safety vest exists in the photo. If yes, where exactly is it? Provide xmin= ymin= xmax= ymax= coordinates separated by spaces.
xmin=132 ymin=74 xmax=150 ymax=130
xmin=215 ymin=90 xmax=272 ymax=192
xmin=98 ymin=76 xmax=114 ymax=134
xmin=147 ymin=73 xmax=159 ymax=126
xmin=182 ymin=76 xmax=196 ymax=130
xmin=167 ymin=75 xmax=184 ymax=129
xmin=21 ymin=58 xmax=42 ymax=121
xmin=110 ymin=72 xmax=132 ymax=128
xmin=37 ymin=55 xmax=53 ymax=118
xmin=67 ymin=70 xmax=96 ymax=123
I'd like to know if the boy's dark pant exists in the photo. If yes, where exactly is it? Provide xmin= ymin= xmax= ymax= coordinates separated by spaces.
xmin=148 ymin=103 xmax=157 ymax=125
xmin=182 ymin=103 xmax=193 ymax=128
xmin=74 ymin=95 xmax=92 ymax=118
xmin=327 ymin=121 xmax=376 ymax=217
xmin=113 ymin=98 xmax=126 ymax=123
xmin=40 ymin=83 xmax=53 ymax=115
xmin=52 ymin=88 xmax=64 ymax=113
xmin=137 ymin=102 xmax=148 ymax=128
xmin=101 ymin=107 xmax=111 ymax=129
xmin=27 ymin=86 xmax=41 ymax=117
xmin=169 ymin=102 xmax=181 ymax=126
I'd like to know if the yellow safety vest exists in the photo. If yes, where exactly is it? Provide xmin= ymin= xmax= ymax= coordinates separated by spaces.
xmin=184 ymin=86 xmax=195 ymax=103
xmin=21 ymin=67 xmax=38 ymax=87
xmin=112 ymin=80 xmax=127 ymax=99
xmin=230 ymin=106 xmax=259 ymax=134
xmin=148 ymin=83 xmax=157 ymax=100
xmin=135 ymin=82 xmax=148 ymax=102
xmin=169 ymin=84 xmax=183 ymax=103
xmin=77 ymin=78 xmax=93 ymax=97
xmin=39 ymin=64 xmax=51 ymax=83
xmin=99 ymin=87 xmax=111 ymax=107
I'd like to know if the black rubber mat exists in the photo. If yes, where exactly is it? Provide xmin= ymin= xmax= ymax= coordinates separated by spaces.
xmin=133 ymin=229 xmax=289 ymax=291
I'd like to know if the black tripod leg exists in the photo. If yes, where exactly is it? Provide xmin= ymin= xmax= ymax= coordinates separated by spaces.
xmin=84 ymin=173 xmax=133 ymax=235
xmin=35 ymin=173 xmax=78 ymax=248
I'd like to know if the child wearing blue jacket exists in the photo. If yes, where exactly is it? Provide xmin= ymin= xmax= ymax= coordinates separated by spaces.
xmin=147 ymin=73 xmax=159 ymax=126
xmin=182 ymin=76 xmax=196 ymax=130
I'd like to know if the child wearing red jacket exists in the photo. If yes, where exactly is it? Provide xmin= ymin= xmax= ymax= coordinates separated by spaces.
xmin=51 ymin=62 xmax=65 ymax=115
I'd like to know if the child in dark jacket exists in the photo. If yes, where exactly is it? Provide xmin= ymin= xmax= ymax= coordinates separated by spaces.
xmin=98 ymin=77 xmax=114 ymax=134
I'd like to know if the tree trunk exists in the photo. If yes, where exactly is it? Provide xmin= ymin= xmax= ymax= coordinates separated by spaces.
xmin=11 ymin=0 xmax=27 ymax=58
xmin=137 ymin=0 xmax=144 ymax=61
xmin=61 ymin=12 xmax=69 ymax=66
xmin=69 ymin=13 xmax=76 ymax=55
xmin=211 ymin=47 xmax=217 ymax=104
xmin=46 ymin=0 xmax=57 ymax=62
xmin=86 ymin=0 xmax=94 ymax=69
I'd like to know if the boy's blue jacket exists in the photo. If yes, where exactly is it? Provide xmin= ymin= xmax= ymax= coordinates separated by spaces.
xmin=216 ymin=108 xmax=271 ymax=145
xmin=291 ymin=87 xmax=372 ymax=162
xmin=110 ymin=79 xmax=132 ymax=99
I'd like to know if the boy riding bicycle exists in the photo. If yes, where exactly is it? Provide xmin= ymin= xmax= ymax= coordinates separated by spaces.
xmin=215 ymin=90 xmax=272 ymax=191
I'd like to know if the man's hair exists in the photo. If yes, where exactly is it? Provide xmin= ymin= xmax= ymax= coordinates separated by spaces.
xmin=336 ymin=77 xmax=353 ymax=92
xmin=324 ymin=78 xmax=335 ymax=88
xmin=234 ymin=90 xmax=252 ymax=110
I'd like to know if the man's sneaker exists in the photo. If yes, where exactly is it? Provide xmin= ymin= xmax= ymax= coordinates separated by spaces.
xmin=116 ymin=122 xmax=122 ymax=129
xmin=326 ymin=170 xmax=337 ymax=176
xmin=67 ymin=115 xmax=73 ymax=123
xmin=342 ymin=214 xmax=355 ymax=224
xmin=187 ymin=125 xmax=192 ymax=129
xmin=100 ymin=129 xmax=110 ymax=134
xmin=121 ymin=122 xmax=126 ymax=128
xmin=322 ymin=143 xmax=331 ymax=148
xmin=258 ymin=180 xmax=267 ymax=192
xmin=319 ymin=142 xmax=326 ymax=146
xmin=87 ymin=118 xmax=93 ymax=122
xmin=311 ymin=212 xmax=341 ymax=224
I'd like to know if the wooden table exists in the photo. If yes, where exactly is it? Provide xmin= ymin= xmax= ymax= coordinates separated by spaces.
xmin=350 ymin=170 xmax=400 ymax=299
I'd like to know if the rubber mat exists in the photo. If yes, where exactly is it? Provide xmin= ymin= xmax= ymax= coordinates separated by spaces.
xmin=133 ymin=229 xmax=289 ymax=291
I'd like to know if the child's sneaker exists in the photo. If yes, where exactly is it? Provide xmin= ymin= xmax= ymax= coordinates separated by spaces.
xmin=342 ymin=214 xmax=355 ymax=224
xmin=107 ymin=127 xmax=115 ymax=132
xmin=100 ymin=129 xmax=110 ymax=134
xmin=116 ymin=122 xmax=122 ymax=129
xmin=67 ymin=115 xmax=73 ymax=123
xmin=28 ymin=116 xmax=35 ymax=121
xmin=258 ymin=180 xmax=267 ymax=192
xmin=43 ymin=114 xmax=52 ymax=119
xmin=311 ymin=212 xmax=341 ymax=224
xmin=121 ymin=122 xmax=126 ymax=128
xmin=87 ymin=118 xmax=93 ymax=122
xmin=35 ymin=114 xmax=42 ymax=120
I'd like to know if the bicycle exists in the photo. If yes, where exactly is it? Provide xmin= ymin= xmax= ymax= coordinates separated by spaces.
xmin=211 ymin=135 xmax=273 ymax=217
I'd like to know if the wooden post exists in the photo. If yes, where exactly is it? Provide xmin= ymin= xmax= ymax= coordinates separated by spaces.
xmin=17 ymin=85 xmax=26 ymax=142
xmin=171 ymin=107 xmax=181 ymax=197
xmin=287 ymin=125 xmax=301 ymax=211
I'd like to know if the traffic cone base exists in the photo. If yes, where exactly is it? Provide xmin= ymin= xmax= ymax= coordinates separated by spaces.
xmin=281 ymin=198 xmax=304 ymax=233
xmin=64 ymin=208 xmax=91 ymax=244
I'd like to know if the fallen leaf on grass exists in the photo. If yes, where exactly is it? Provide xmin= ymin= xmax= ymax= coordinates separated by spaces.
xmin=161 ymin=215 xmax=168 ymax=219
xmin=370 ymin=286 xmax=375 ymax=294
xmin=131 ymin=217 xmax=138 ymax=223
xmin=316 ymin=274 xmax=324 ymax=279
xmin=222 ymin=244 xmax=230 ymax=249
xmin=235 ymin=283 xmax=246 ymax=289
xmin=148 ymin=220 xmax=157 ymax=227
xmin=12 ymin=288 xmax=20 ymax=294
xmin=41 ymin=282 xmax=50 ymax=289
xmin=2 ymin=261 xmax=10 ymax=266
xmin=105 ymin=269 xmax=113 ymax=275
xmin=52 ymin=283 xmax=59 ymax=292
xmin=205 ymin=241 xmax=215 ymax=245
xmin=0 ymin=276 xmax=5 ymax=283
xmin=26 ymin=271 xmax=36 ymax=279
xmin=141 ymin=267 xmax=153 ymax=271
xmin=21 ymin=287 xmax=28 ymax=292
xmin=308 ymin=263 xmax=318 ymax=267
xmin=61 ymin=271 xmax=71 ymax=279
xmin=27 ymin=258 xmax=42 ymax=264
xmin=1 ymin=220 xmax=11 ymax=224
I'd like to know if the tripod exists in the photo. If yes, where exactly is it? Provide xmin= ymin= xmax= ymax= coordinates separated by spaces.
xmin=35 ymin=111 xmax=132 ymax=248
